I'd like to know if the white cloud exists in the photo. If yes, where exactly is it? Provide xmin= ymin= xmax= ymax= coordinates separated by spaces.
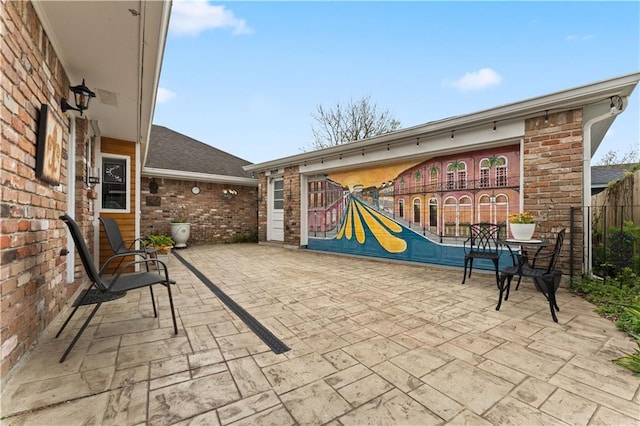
xmin=156 ymin=87 xmax=176 ymax=104
xmin=565 ymin=34 xmax=595 ymax=41
xmin=446 ymin=68 xmax=502 ymax=91
xmin=170 ymin=0 xmax=253 ymax=36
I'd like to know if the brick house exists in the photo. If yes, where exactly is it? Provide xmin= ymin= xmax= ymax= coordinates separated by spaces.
xmin=1 ymin=1 xmax=171 ymax=382
xmin=140 ymin=125 xmax=258 ymax=244
xmin=1 ymin=0 xmax=639 ymax=387
xmin=245 ymin=73 xmax=640 ymax=275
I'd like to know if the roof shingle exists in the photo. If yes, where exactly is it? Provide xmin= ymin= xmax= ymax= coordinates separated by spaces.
xmin=145 ymin=125 xmax=254 ymax=179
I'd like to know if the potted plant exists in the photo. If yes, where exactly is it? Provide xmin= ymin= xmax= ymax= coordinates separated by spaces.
xmin=170 ymin=206 xmax=191 ymax=248
xmin=509 ymin=211 xmax=536 ymax=240
xmin=145 ymin=234 xmax=174 ymax=265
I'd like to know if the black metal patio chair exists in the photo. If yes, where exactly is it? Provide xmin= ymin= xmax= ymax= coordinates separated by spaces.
xmin=56 ymin=214 xmax=177 ymax=362
xmin=99 ymin=217 xmax=155 ymax=271
xmin=496 ymin=228 xmax=566 ymax=322
xmin=462 ymin=223 xmax=502 ymax=288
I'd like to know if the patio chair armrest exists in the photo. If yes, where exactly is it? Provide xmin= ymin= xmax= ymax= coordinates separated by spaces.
xmin=106 ymin=259 xmax=171 ymax=290
xmin=462 ymin=237 xmax=472 ymax=252
xmin=99 ymin=252 xmax=149 ymax=275
xmin=123 ymin=237 xmax=151 ymax=250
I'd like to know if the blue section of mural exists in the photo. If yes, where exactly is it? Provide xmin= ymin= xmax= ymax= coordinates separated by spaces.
xmin=308 ymin=196 xmax=511 ymax=271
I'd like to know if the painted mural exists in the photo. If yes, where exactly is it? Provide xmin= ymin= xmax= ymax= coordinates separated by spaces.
xmin=307 ymin=145 xmax=521 ymax=269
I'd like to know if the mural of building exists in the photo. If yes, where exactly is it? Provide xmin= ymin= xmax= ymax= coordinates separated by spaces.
xmin=245 ymin=73 xmax=640 ymax=276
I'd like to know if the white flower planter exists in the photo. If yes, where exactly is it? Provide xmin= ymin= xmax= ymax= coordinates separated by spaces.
xmin=171 ymin=223 xmax=191 ymax=248
xmin=155 ymin=253 xmax=170 ymax=266
xmin=510 ymin=223 xmax=536 ymax=241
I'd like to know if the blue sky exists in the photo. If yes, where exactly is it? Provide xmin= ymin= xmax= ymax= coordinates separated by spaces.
xmin=152 ymin=1 xmax=640 ymax=164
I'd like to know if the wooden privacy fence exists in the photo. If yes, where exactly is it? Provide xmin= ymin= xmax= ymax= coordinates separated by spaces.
xmin=589 ymin=168 xmax=640 ymax=276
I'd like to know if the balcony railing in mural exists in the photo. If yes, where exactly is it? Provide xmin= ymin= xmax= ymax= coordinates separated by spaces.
xmin=396 ymin=177 xmax=519 ymax=195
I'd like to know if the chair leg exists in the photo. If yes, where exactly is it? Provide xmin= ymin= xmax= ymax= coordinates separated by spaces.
xmin=543 ymin=278 xmax=559 ymax=323
xmin=496 ymin=275 xmax=507 ymax=311
xmin=165 ymin=282 xmax=178 ymax=334
xmin=515 ymin=275 xmax=523 ymax=290
xmin=59 ymin=302 xmax=102 ymax=363
xmin=504 ymin=276 xmax=513 ymax=301
xmin=149 ymin=286 xmax=157 ymax=317
xmin=56 ymin=287 xmax=93 ymax=338
xmin=467 ymin=258 xmax=474 ymax=279
xmin=462 ymin=258 xmax=469 ymax=284
xmin=492 ymin=259 xmax=500 ymax=289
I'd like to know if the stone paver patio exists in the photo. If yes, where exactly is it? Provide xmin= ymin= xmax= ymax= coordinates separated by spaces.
xmin=1 ymin=244 xmax=639 ymax=425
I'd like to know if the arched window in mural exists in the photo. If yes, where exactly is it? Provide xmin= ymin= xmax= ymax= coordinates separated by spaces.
xmin=480 ymin=156 xmax=507 ymax=188
xmin=413 ymin=198 xmax=421 ymax=225
xmin=429 ymin=166 xmax=439 ymax=191
xmin=459 ymin=196 xmax=472 ymax=236
xmin=414 ymin=171 xmax=423 ymax=192
xmin=496 ymin=156 xmax=508 ymax=187
xmin=479 ymin=160 xmax=490 ymax=188
xmin=478 ymin=194 xmax=492 ymax=223
xmin=495 ymin=193 xmax=508 ymax=226
xmin=478 ymin=193 xmax=508 ymax=226
xmin=429 ymin=198 xmax=438 ymax=232
xmin=446 ymin=160 xmax=467 ymax=190
xmin=443 ymin=197 xmax=457 ymax=236
xmin=398 ymin=198 xmax=405 ymax=218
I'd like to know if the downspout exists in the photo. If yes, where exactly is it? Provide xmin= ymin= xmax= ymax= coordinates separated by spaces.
xmin=582 ymin=96 xmax=627 ymax=277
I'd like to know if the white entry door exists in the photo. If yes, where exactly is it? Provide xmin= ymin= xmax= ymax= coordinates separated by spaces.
xmin=268 ymin=177 xmax=284 ymax=241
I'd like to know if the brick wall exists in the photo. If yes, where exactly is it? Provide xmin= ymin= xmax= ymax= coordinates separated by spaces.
xmin=283 ymin=166 xmax=301 ymax=246
xmin=140 ymin=177 xmax=258 ymax=244
xmin=257 ymin=173 xmax=267 ymax=241
xmin=1 ymin=1 xmax=78 ymax=380
xmin=73 ymin=119 xmax=95 ymax=280
xmin=524 ymin=109 xmax=584 ymax=274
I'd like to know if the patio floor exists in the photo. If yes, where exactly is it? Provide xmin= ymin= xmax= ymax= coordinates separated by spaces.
xmin=1 ymin=244 xmax=639 ymax=425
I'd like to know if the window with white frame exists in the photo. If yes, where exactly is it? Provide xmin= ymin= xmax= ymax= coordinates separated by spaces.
xmin=102 ymin=156 xmax=130 ymax=212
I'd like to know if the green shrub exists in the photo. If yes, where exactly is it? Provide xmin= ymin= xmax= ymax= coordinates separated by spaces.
xmin=612 ymin=305 xmax=640 ymax=375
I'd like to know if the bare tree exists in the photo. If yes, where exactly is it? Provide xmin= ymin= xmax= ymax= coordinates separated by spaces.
xmin=308 ymin=96 xmax=401 ymax=150
xmin=595 ymin=147 xmax=639 ymax=166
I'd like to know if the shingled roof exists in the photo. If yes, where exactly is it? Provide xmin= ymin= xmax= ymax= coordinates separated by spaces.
xmin=591 ymin=163 xmax=635 ymax=187
xmin=145 ymin=125 xmax=254 ymax=179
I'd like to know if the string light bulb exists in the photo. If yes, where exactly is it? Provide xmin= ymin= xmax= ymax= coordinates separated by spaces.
xmin=544 ymin=110 xmax=549 ymax=124
xmin=492 ymin=121 xmax=497 ymax=133
xmin=450 ymin=130 xmax=455 ymax=140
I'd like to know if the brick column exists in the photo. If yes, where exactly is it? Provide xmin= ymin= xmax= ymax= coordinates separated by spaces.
xmin=283 ymin=166 xmax=301 ymax=246
xmin=524 ymin=109 xmax=584 ymax=275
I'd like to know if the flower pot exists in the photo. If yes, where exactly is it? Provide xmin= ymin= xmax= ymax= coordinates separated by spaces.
xmin=171 ymin=223 xmax=191 ymax=248
xmin=156 ymin=253 xmax=170 ymax=266
xmin=510 ymin=223 xmax=535 ymax=240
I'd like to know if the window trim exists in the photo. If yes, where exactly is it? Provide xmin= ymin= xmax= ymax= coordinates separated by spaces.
xmin=101 ymin=154 xmax=131 ymax=213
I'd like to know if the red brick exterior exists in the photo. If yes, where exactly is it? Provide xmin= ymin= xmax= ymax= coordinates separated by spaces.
xmin=283 ymin=166 xmax=301 ymax=246
xmin=257 ymin=172 xmax=268 ymax=241
xmin=0 ymin=2 xmax=93 ymax=380
xmin=140 ymin=177 xmax=258 ymax=244
xmin=524 ymin=109 xmax=584 ymax=275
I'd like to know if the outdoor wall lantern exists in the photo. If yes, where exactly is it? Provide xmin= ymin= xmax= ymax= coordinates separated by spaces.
xmin=61 ymin=79 xmax=96 ymax=116
xmin=149 ymin=178 xmax=159 ymax=194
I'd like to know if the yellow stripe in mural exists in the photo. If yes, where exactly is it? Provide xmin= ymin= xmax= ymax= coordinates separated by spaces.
xmin=353 ymin=201 xmax=366 ymax=244
xmin=365 ymin=205 xmax=403 ymax=233
xmin=355 ymin=201 xmax=407 ymax=253
xmin=344 ymin=201 xmax=353 ymax=240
